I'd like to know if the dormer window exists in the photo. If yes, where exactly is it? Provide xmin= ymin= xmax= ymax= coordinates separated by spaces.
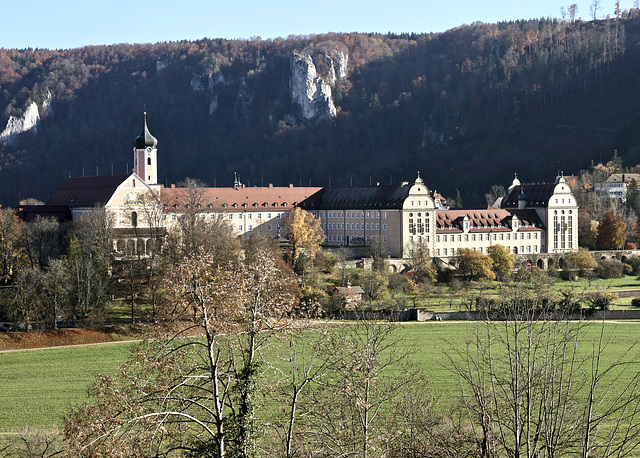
xmin=233 ymin=203 xmax=238 ymax=208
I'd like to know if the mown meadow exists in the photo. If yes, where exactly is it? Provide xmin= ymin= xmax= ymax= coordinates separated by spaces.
xmin=2 ymin=320 xmax=639 ymax=436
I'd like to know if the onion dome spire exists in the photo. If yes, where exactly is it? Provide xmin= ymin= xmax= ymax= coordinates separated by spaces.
xmin=134 ymin=112 xmax=158 ymax=148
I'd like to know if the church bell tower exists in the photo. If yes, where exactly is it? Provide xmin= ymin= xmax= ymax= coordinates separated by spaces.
xmin=133 ymin=112 xmax=158 ymax=185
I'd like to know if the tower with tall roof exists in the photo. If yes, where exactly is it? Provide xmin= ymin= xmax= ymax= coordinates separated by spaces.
xmin=133 ymin=112 xmax=158 ymax=186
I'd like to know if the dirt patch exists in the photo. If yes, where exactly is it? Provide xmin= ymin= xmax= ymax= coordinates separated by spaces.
xmin=0 ymin=327 xmax=140 ymax=351
xmin=0 ymin=322 xmax=197 ymax=351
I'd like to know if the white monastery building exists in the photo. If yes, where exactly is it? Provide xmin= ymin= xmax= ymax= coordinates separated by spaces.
xmin=26 ymin=115 xmax=579 ymax=261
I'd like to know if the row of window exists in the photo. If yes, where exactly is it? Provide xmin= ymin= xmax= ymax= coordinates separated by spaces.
xmin=160 ymin=211 xmax=291 ymax=224
xmin=435 ymin=245 xmax=539 ymax=256
xmin=436 ymin=232 xmax=540 ymax=243
xmin=326 ymin=234 xmax=388 ymax=244
xmin=322 ymin=211 xmax=387 ymax=220
xmin=227 ymin=211 xmax=289 ymax=220
xmin=324 ymin=222 xmax=387 ymax=231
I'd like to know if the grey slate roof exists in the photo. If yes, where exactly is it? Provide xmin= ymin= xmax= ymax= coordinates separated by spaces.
xmin=305 ymin=184 xmax=411 ymax=210
xmin=501 ymin=183 xmax=556 ymax=208
xmin=47 ymin=175 xmax=129 ymax=206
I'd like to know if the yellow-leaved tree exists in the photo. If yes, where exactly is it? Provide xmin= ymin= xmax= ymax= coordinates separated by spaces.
xmin=284 ymin=207 xmax=325 ymax=277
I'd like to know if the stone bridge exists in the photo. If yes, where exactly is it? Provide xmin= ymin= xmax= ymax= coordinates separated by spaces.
xmin=374 ymin=250 xmax=640 ymax=273
xmin=515 ymin=250 xmax=640 ymax=270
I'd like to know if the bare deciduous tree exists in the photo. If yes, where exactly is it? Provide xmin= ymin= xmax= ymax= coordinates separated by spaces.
xmin=23 ymin=215 xmax=60 ymax=269
xmin=65 ymin=246 xmax=299 ymax=457
xmin=447 ymin=284 xmax=640 ymax=458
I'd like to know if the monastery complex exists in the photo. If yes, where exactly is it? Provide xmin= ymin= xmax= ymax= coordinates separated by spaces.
xmin=23 ymin=115 xmax=579 ymax=262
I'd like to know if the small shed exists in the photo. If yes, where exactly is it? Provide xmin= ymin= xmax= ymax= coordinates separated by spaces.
xmin=332 ymin=283 xmax=365 ymax=308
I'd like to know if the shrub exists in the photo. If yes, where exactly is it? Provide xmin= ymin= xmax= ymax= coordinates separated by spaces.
xmin=624 ymin=242 xmax=637 ymax=250
xmin=559 ymin=269 xmax=578 ymax=281
xmin=623 ymin=263 xmax=634 ymax=275
xmin=631 ymin=297 xmax=640 ymax=307
xmin=514 ymin=266 xmax=550 ymax=285
xmin=595 ymin=259 xmax=624 ymax=279
xmin=387 ymin=273 xmax=413 ymax=293
xmin=315 ymin=251 xmax=339 ymax=273
xmin=624 ymin=256 xmax=640 ymax=275
xmin=587 ymin=291 xmax=619 ymax=310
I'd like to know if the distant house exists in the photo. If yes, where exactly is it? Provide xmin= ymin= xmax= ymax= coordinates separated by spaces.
xmin=594 ymin=173 xmax=640 ymax=202
xmin=332 ymin=283 xmax=365 ymax=308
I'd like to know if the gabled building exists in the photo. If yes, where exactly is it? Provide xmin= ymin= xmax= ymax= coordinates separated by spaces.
xmin=498 ymin=175 xmax=578 ymax=254
xmin=434 ymin=207 xmax=544 ymax=257
xmin=594 ymin=173 xmax=640 ymax=201
xmin=303 ymin=175 xmax=435 ymax=258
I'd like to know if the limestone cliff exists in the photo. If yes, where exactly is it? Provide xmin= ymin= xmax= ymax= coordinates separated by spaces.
xmin=290 ymin=53 xmax=337 ymax=122
xmin=0 ymin=102 xmax=41 ymax=142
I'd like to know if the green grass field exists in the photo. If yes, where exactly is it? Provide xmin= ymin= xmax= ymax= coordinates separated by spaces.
xmin=2 ymin=320 xmax=640 ymax=437
xmin=0 ymin=342 xmax=134 ymax=435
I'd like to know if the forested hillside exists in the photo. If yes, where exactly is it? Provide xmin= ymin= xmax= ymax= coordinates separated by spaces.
xmin=2 ymin=12 xmax=640 ymax=207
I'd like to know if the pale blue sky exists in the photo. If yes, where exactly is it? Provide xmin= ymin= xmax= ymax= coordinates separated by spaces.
xmin=2 ymin=0 xmax=636 ymax=50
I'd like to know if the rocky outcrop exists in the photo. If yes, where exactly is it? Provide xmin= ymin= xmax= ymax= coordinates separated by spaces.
xmin=334 ymin=50 xmax=348 ymax=80
xmin=156 ymin=60 xmax=169 ymax=72
xmin=0 ymin=102 xmax=41 ymax=142
xmin=290 ymin=53 xmax=336 ymax=122
xmin=206 ymin=72 xmax=226 ymax=114
xmin=208 ymin=71 xmax=226 ymax=90
xmin=322 ymin=50 xmax=348 ymax=85
xmin=191 ymin=76 xmax=204 ymax=91
xmin=209 ymin=95 xmax=219 ymax=115
xmin=235 ymin=79 xmax=254 ymax=122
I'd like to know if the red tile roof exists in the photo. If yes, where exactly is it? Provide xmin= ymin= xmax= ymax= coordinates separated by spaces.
xmin=159 ymin=185 xmax=322 ymax=211
xmin=435 ymin=208 xmax=543 ymax=233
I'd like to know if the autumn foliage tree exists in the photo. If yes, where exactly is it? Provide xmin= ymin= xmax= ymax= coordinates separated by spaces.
xmin=487 ymin=244 xmax=515 ymax=280
xmin=597 ymin=210 xmax=627 ymax=249
xmin=284 ymin=207 xmax=324 ymax=276
xmin=568 ymin=247 xmax=598 ymax=276
xmin=455 ymin=248 xmax=496 ymax=281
